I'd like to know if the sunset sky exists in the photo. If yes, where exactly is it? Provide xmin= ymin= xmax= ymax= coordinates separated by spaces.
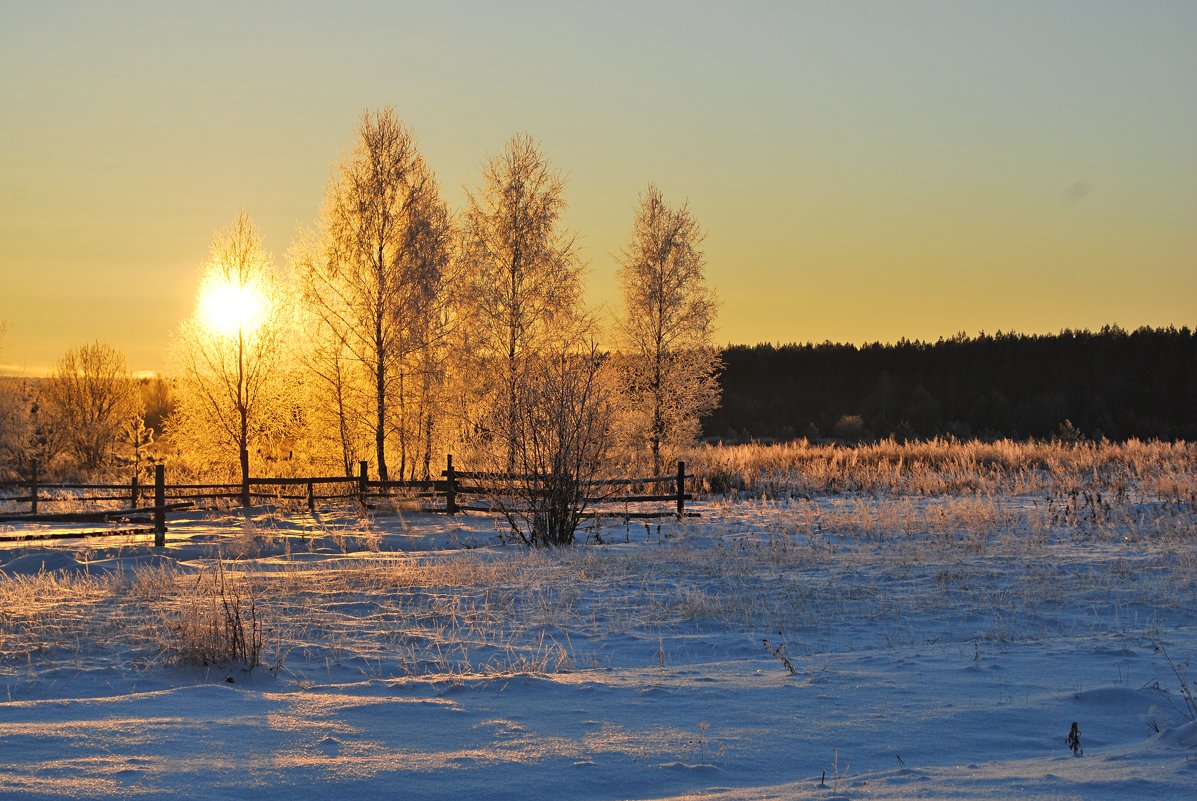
xmin=1 ymin=0 xmax=1194 ymax=374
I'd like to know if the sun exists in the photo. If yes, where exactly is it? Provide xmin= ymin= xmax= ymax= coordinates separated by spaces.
xmin=197 ymin=275 xmax=266 ymax=338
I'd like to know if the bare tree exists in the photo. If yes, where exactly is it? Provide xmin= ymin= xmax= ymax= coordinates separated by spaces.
xmin=0 ymin=322 xmax=37 ymax=481
xmin=461 ymin=133 xmax=583 ymax=470
xmin=302 ymin=108 xmax=453 ymax=481
xmin=403 ymin=295 xmax=457 ymax=482
xmin=43 ymin=341 xmax=142 ymax=475
xmin=392 ymin=193 xmax=457 ymax=482
xmin=293 ymin=230 xmax=369 ymax=477
xmin=615 ymin=184 xmax=720 ymax=475
xmin=299 ymin=299 xmax=369 ymax=477
xmin=486 ymin=337 xmax=614 ymax=546
xmin=170 ymin=211 xmax=294 ymax=505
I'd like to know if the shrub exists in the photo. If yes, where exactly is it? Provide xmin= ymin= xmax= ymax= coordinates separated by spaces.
xmin=486 ymin=341 xmax=614 ymax=546
xmin=161 ymin=559 xmax=268 ymax=673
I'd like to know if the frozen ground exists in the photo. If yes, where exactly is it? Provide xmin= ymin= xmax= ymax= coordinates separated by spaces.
xmin=1 ymin=490 xmax=1195 ymax=800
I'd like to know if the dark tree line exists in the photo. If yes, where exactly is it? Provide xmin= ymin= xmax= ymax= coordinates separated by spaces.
xmin=705 ymin=327 xmax=1197 ymax=442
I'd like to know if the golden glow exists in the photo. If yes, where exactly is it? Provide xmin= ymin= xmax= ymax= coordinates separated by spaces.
xmin=1 ymin=5 xmax=1193 ymax=373
xmin=197 ymin=276 xmax=266 ymax=338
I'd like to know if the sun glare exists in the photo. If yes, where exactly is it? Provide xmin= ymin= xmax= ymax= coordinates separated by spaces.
xmin=197 ymin=276 xmax=266 ymax=338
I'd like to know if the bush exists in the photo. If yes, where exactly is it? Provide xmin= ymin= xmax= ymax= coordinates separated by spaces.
xmin=487 ymin=341 xmax=614 ymax=546
xmin=161 ymin=559 xmax=268 ymax=673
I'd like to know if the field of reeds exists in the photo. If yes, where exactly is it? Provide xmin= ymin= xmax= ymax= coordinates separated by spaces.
xmin=688 ymin=437 xmax=1197 ymax=498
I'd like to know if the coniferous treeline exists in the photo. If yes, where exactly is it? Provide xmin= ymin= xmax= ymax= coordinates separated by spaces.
xmin=705 ymin=326 xmax=1197 ymax=442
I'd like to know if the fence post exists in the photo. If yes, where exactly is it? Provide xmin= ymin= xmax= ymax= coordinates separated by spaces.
xmin=358 ymin=460 xmax=369 ymax=506
xmin=130 ymin=473 xmax=139 ymax=510
xmin=445 ymin=454 xmax=458 ymax=515
xmin=153 ymin=463 xmax=166 ymax=548
xmin=307 ymin=480 xmax=315 ymax=514
xmin=676 ymin=460 xmax=686 ymax=519
xmin=30 ymin=459 xmax=38 ymax=515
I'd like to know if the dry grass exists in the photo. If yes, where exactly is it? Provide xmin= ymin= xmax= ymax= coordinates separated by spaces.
xmin=0 ymin=570 xmax=119 ymax=665
xmin=158 ymin=559 xmax=270 ymax=672
xmin=688 ymin=437 xmax=1197 ymax=498
xmin=2 ymin=439 xmax=1194 ymax=693
xmin=4 ymin=497 xmax=1195 ymax=693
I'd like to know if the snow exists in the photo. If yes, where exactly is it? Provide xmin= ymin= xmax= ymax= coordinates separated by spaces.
xmin=1 ymin=491 xmax=1195 ymax=800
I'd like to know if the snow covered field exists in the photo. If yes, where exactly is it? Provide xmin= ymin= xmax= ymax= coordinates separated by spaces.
xmin=2 ymin=480 xmax=1196 ymax=799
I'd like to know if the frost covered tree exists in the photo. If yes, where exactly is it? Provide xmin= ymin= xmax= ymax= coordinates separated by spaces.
xmin=296 ymin=274 xmax=369 ymax=478
xmin=0 ymin=380 xmax=55 ymax=482
xmin=487 ymin=336 xmax=614 ymax=546
xmin=0 ymin=325 xmax=57 ymax=480
xmin=170 ymin=211 xmax=294 ymax=505
xmin=461 ymin=133 xmax=583 ymax=470
xmin=0 ymin=322 xmax=28 ymax=479
xmin=403 ymin=294 xmax=457 ymax=481
xmin=302 ymin=108 xmax=453 ymax=481
xmin=43 ymin=341 xmax=142 ymax=474
xmin=615 ymin=185 xmax=720 ymax=475
xmin=293 ymin=228 xmax=369 ymax=477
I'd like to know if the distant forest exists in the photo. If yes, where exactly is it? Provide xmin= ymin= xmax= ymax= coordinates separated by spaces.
xmin=704 ymin=327 xmax=1197 ymax=442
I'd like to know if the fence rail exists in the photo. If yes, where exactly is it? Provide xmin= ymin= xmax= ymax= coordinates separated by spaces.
xmin=0 ymin=456 xmax=696 ymax=545
xmin=0 ymin=464 xmax=173 ymax=546
xmin=434 ymin=456 xmax=692 ymax=518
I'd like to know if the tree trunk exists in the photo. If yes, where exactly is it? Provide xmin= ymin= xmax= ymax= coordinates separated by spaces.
xmin=422 ymin=410 xmax=434 ymax=482
xmin=334 ymin=366 xmax=353 ymax=478
xmin=506 ymin=250 xmax=520 ymax=473
xmin=375 ymin=348 xmax=388 ymax=482
xmin=397 ymin=365 xmax=407 ymax=481
xmin=239 ymin=445 xmax=250 ymax=507
xmin=651 ymin=346 xmax=664 ymax=477
xmin=420 ymin=365 xmax=435 ymax=482
xmin=238 ymin=330 xmax=251 ymax=507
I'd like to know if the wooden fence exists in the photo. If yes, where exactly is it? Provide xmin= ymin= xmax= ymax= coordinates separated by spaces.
xmin=0 ymin=457 xmax=694 ymax=545
xmin=0 ymin=464 xmax=175 ymax=546
xmin=426 ymin=456 xmax=693 ymax=519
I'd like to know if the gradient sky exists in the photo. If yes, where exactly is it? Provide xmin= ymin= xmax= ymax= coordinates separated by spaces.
xmin=1 ymin=0 xmax=1194 ymax=374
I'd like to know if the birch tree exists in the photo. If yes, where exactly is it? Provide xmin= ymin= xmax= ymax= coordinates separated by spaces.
xmin=170 ymin=211 xmax=294 ymax=504
xmin=403 ymin=294 xmax=456 ymax=481
xmin=293 ymin=230 xmax=368 ymax=477
xmin=461 ymin=133 xmax=583 ymax=470
xmin=303 ymin=108 xmax=453 ymax=481
xmin=298 ymin=292 xmax=368 ymax=478
xmin=615 ymin=184 xmax=720 ymax=475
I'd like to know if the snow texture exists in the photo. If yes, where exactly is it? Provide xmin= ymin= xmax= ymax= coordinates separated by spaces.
xmin=1 ymin=492 xmax=1195 ymax=800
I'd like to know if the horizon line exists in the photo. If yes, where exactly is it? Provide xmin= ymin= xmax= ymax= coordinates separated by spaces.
xmin=3 ymin=323 xmax=1193 ymax=379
